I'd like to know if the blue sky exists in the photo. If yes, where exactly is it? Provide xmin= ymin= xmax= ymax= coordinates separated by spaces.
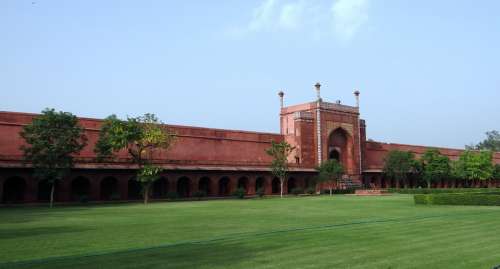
xmin=1 ymin=0 xmax=499 ymax=149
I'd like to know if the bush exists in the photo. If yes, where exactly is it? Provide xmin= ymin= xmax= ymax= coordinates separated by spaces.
xmin=291 ymin=188 xmax=304 ymax=196
xmin=390 ymin=188 xmax=496 ymax=194
xmin=166 ymin=192 xmax=178 ymax=200
xmin=306 ymin=187 xmax=316 ymax=195
xmin=193 ymin=190 xmax=206 ymax=200
xmin=232 ymin=188 xmax=246 ymax=199
xmin=256 ymin=188 xmax=265 ymax=198
xmin=414 ymin=193 xmax=500 ymax=206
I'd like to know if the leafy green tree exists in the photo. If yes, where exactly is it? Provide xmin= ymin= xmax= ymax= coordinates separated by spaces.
xmin=466 ymin=130 xmax=500 ymax=151
xmin=316 ymin=159 xmax=344 ymax=195
xmin=95 ymin=113 xmax=175 ymax=204
xmin=20 ymin=108 xmax=87 ymax=207
xmin=421 ymin=149 xmax=451 ymax=189
xmin=265 ymin=141 xmax=295 ymax=198
xmin=452 ymin=150 xmax=494 ymax=187
xmin=493 ymin=164 xmax=500 ymax=180
xmin=383 ymin=150 xmax=419 ymax=188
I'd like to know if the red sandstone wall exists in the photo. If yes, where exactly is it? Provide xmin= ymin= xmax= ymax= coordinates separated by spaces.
xmin=0 ymin=111 xmax=283 ymax=168
xmin=364 ymin=141 xmax=500 ymax=171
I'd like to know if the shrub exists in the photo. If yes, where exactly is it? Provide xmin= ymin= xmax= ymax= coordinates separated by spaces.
xmin=389 ymin=188 xmax=496 ymax=194
xmin=256 ymin=188 xmax=265 ymax=198
xmin=166 ymin=192 xmax=178 ymax=200
xmin=306 ymin=187 xmax=316 ymax=195
xmin=232 ymin=188 xmax=246 ymax=199
xmin=193 ymin=190 xmax=206 ymax=200
xmin=414 ymin=193 xmax=500 ymax=206
xmin=291 ymin=188 xmax=304 ymax=196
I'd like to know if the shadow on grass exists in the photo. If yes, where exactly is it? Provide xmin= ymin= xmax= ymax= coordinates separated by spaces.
xmin=0 ymin=226 xmax=91 ymax=240
xmin=3 ymin=239 xmax=275 ymax=269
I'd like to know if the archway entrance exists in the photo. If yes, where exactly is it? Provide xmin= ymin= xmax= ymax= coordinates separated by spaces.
xmin=256 ymin=177 xmax=265 ymax=193
xmin=71 ymin=177 xmax=90 ymax=202
xmin=328 ymin=128 xmax=351 ymax=172
xmin=218 ymin=177 xmax=230 ymax=196
xmin=100 ymin=177 xmax=118 ymax=200
xmin=3 ymin=177 xmax=26 ymax=203
xmin=177 ymin=177 xmax=190 ymax=198
xmin=329 ymin=149 xmax=340 ymax=161
xmin=237 ymin=177 xmax=248 ymax=194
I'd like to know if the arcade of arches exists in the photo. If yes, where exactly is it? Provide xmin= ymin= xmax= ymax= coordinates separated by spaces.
xmin=0 ymin=172 xmax=315 ymax=203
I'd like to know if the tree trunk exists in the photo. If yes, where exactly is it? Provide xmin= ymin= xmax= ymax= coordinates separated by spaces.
xmin=50 ymin=183 xmax=55 ymax=208
xmin=427 ymin=180 xmax=431 ymax=189
xmin=280 ymin=180 xmax=283 ymax=198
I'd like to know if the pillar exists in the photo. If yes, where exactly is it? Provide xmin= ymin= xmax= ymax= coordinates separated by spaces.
xmin=90 ymin=177 xmax=100 ymax=201
xmin=190 ymin=177 xmax=199 ymax=197
xmin=248 ymin=177 xmax=256 ymax=195
xmin=59 ymin=178 xmax=71 ymax=202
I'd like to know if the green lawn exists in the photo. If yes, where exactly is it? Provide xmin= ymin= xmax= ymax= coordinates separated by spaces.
xmin=1 ymin=195 xmax=500 ymax=269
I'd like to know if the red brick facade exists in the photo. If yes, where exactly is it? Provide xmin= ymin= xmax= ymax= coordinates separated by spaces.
xmin=1 ymin=96 xmax=499 ymax=203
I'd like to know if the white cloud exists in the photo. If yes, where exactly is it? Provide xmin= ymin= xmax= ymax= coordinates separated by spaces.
xmin=232 ymin=0 xmax=370 ymax=42
xmin=331 ymin=0 xmax=369 ymax=41
xmin=248 ymin=0 xmax=278 ymax=32
xmin=278 ymin=1 xmax=307 ymax=30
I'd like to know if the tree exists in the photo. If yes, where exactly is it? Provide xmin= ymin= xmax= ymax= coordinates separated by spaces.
xmin=95 ymin=113 xmax=175 ymax=204
xmin=494 ymin=164 xmax=500 ymax=180
xmin=265 ymin=141 xmax=295 ymax=198
xmin=383 ymin=150 xmax=418 ymax=188
xmin=20 ymin=108 xmax=87 ymax=207
xmin=466 ymin=130 xmax=500 ymax=151
xmin=421 ymin=149 xmax=451 ymax=189
xmin=452 ymin=150 xmax=494 ymax=187
xmin=316 ymin=159 xmax=344 ymax=195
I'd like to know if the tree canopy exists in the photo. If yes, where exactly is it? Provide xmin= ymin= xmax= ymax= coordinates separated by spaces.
xmin=383 ymin=150 xmax=419 ymax=188
xmin=421 ymin=149 xmax=451 ymax=188
xmin=316 ymin=159 xmax=344 ymax=195
xmin=452 ymin=150 xmax=494 ymax=185
xmin=20 ymin=108 xmax=87 ymax=207
xmin=466 ymin=130 xmax=500 ymax=152
xmin=95 ymin=113 xmax=175 ymax=204
xmin=265 ymin=141 xmax=295 ymax=198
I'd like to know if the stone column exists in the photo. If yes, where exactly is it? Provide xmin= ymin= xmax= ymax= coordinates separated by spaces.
xmin=90 ymin=177 xmax=100 ymax=201
xmin=59 ymin=178 xmax=71 ymax=202
xmin=210 ymin=177 xmax=219 ymax=197
xmin=190 ymin=177 xmax=199 ymax=197
xmin=248 ymin=177 xmax=256 ymax=195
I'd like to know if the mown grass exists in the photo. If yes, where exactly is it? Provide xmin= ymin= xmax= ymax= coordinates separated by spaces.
xmin=1 ymin=195 xmax=499 ymax=268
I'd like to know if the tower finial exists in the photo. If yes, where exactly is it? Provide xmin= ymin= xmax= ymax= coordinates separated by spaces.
xmin=278 ymin=90 xmax=284 ymax=108
xmin=315 ymin=82 xmax=321 ymax=101
xmin=354 ymin=90 xmax=360 ymax=107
